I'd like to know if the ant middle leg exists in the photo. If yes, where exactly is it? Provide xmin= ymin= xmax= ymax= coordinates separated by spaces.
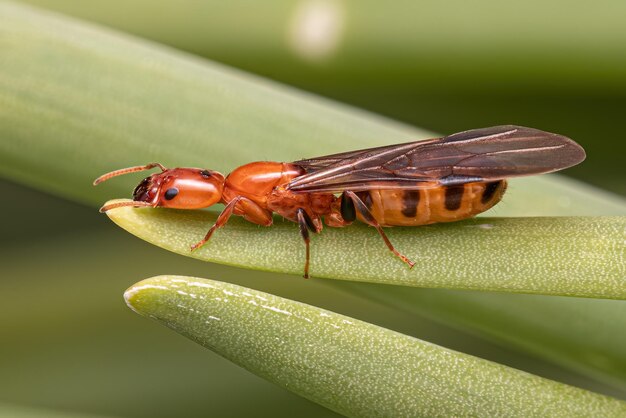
xmin=344 ymin=191 xmax=415 ymax=268
xmin=296 ymin=208 xmax=319 ymax=278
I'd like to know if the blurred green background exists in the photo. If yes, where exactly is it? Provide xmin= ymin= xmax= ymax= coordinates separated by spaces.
xmin=16 ymin=0 xmax=626 ymax=195
xmin=1 ymin=1 xmax=625 ymax=417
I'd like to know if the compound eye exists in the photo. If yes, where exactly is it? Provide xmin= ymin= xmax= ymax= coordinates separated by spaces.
xmin=164 ymin=187 xmax=179 ymax=200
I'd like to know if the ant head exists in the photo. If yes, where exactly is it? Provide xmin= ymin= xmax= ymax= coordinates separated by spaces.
xmin=144 ymin=168 xmax=225 ymax=209
xmin=95 ymin=163 xmax=225 ymax=211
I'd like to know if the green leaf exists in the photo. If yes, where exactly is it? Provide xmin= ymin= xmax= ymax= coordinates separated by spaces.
xmin=125 ymin=275 xmax=626 ymax=417
xmin=2 ymin=1 xmax=626 ymax=394
xmin=14 ymin=0 xmax=626 ymax=95
xmin=14 ymin=0 xmax=626 ymax=197
xmin=0 ymin=1 xmax=428 ymax=207
xmin=105 ymin=202 xmax=626 ymax=299
xmin=1 ymin=2 xmax=625 ymax=215
xmin=344 ymin=286 xmax=626 ymax=391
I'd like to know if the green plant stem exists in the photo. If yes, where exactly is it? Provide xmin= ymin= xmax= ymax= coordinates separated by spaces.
xmin=126 ymin=275 xmax=626 ymax=417
xmin=340 ymin=284 xmax=626 ymax=392
xmin=105 ymin=203 xmax=626 ymax=299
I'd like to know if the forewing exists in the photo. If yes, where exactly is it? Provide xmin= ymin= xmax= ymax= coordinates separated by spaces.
xmin=288 ymin=125 xmax=586 ymax=193
xmin=293 ymin=141 xmax=429 ymax=173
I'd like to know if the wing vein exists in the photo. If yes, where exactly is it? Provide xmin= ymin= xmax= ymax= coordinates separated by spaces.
xmin=288 ymin=126 xmax=585 ymax=193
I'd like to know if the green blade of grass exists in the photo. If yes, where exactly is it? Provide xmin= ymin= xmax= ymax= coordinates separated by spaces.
xmin=15 ymin=0 xmax=626 ymax=95
xmin=340 ymin=284 xmax=626 ymax=392
xmin=14 ymin=0 xmax=626 ymax=196
xmin=14 ymin=0 xmax=626 ymax=198
xmin=104 ymin=202 xmax=626 ymax=299
xmin=1 ymin=2 xmax=625 ymax=215
xmin=2 ymin=1 xmax=626 ymax=394
xmin=125 ymin=275 xmax=626 ymax=417
xmin=0 ymin=1 xmax=431 ymax=207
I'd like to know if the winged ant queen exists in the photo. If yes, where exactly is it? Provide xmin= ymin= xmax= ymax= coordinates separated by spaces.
xmin=95 ymin=125 xmax=586 ymax=278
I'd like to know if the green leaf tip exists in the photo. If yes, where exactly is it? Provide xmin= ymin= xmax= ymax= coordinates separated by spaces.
xmin=125 ymin=275 xmax=626 ymax=417
xmin=106 ymin=200 xmax=626 ymax=299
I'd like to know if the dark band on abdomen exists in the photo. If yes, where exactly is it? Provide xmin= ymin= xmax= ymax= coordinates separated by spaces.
xmin=481 ymin=181 xmax=502 ymax=204
xmin=444 ymin=185 xmax=464 ymax=211
xmin=401 ymin=190 xmax=420 ymax=217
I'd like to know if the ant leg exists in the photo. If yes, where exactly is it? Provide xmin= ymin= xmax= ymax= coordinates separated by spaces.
xmin=295 ymin=207 xmax=322 ymax=278
xmin=344 ymin=191 xmax=415 ymax=268
xmin=192 ymin=197 xmax=272 ymax=251
xmin=296 ymin=208 xmax=316 ymax=279
xmin=191 ymin=197 xmax=242 ymax=251
xmin=99 ymin=201 xmax=153 ymax=213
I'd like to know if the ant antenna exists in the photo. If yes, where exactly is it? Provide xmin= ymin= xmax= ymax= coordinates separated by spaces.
xmin=99 ymin=201 xmax=154 ymax=213
xmin=93 ymin=163 xmax=167 ymax=186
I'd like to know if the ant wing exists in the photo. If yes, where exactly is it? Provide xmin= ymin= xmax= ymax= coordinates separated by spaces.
xmin=288 ymin=125 xmax=586 ymax=193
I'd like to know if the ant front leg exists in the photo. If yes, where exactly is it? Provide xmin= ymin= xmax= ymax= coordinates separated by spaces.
xmin=191 ymin=196 xmax=272 ymax=251
xmin=191 ymin=197 xmax=242 ymax=251
xmin=344 ymin=191 xmax=415 ymax=268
